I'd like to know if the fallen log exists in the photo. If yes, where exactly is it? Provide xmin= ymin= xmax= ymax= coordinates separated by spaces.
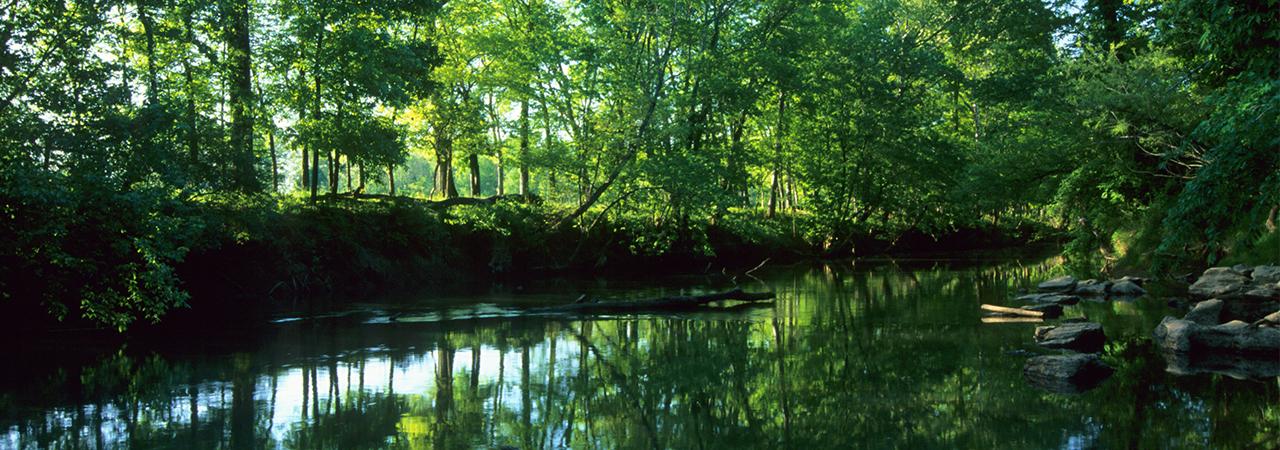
xmin=981 ymin=317 xmax=1043 ymax=324
xmin=981 ymin=304 xmax=1044 ymax=318
xmin=530 ymin=288 xmax=776 ymax=314
xmin=324 ymin=192 xmax=534 ymax=209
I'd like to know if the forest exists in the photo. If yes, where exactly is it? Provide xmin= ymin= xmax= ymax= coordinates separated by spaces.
xmin=1 ymin=0 xmax=1277 ymax=331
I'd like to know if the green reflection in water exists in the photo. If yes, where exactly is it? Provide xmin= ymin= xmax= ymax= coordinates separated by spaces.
xmin=2 ymin=257 xmax=1277 ymax=449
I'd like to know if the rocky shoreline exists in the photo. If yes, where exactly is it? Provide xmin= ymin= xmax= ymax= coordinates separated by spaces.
xmin=995 ymin=264 xmax=1280 ymax=394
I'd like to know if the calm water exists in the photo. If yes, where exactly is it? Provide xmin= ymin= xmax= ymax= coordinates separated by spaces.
xmin=3 ymin=257 xmax=1278 ymax=449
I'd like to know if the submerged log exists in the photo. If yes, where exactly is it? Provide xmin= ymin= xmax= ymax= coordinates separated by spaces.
xmin=531 ymin=288 xmax=776 ymax=314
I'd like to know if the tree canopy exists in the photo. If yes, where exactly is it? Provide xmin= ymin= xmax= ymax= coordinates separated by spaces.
xmin=2 ymin=0 xmax=1277 ymax=329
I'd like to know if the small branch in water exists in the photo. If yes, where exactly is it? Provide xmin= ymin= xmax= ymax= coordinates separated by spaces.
xmin=745 ymin=258 xmax=771 ymax=276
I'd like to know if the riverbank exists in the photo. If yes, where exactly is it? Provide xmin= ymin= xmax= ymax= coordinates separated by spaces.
xmin=5 ymin=194 xmax=1060 ymax=333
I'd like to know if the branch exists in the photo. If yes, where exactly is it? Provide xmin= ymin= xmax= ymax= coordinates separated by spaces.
xmin=530 ymin=288 xmax=776 ymax=314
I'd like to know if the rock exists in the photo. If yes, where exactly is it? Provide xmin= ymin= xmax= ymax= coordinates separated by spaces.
xmin=1154 ymin=316 xmax=1280 ymax=356
xmin=1022 ymin=303 xmax=1064 ymax=319
xmin=1073 ymin=279 xmax=1110 ymax=296
xmin=1230 ymin=264 xmax=1254 ymax=277
xmin=1038 ymin=276 xmax=1077 ymax=293
xmin=1220 ymin=320 xmax=1249 ymax=330
xmin=1022 ymin=354 xmax=1115 ymax=394
xmin=1016 ymin=293 xmax=1081 ymax=305
xmin=1243 ymin=283 xmax=1280 ymax=301
xmin=1153 ymin=317 xmax=1194 ymax=353
xmin=1188 ymin=267 xmax=1250 ymax=299
xmin=1115 ymin=275 xmax=1148 ymax=286
xmin=1154 ymin=315 xmax=1280 ymax=378
xmin=1255 ymin=310 xmax=1280 ymax=327
xmin=1251 ymin=265 xmax=1280 ymax=284
xmin=1183 ymin=299 xmax=1224 ymax=325
xmin=1166 ymin=297 xmax=1191 ymax=309
xmin=1162 ymin=349 xmax=1280 ymax=379
xmin=1035 ymin=322 xmax=1106 ymax=353
xmin=1109 ymin=280 xmax=1147 ymax=297
xmin=1221 ymin=298 xmax=1280 ymax=323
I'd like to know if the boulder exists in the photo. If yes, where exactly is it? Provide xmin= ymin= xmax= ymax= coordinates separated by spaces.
xmin=1109 ymin=280 xmax=1147 ymax=297
xmin=1221 ymin=320 xmax=1249 ymax=330
xmin=1183 ymin=299 xmax=1223 ymax=325
xmin=1188 ymin=267 xmax=1250 ymax=299
xmin=1162 ymin=349 xmax=1280 ymax=379
xmin=1016 ymin=293 xmax=1081 ymax=305
xmin=1038 ymin=276 xmax=1077 ymax=293
xmin=1153 ymin=316 xmax=1280 ymax=356
xmin=1221 ymin=295 xmax=1280 ymax=323
xmin=1022 ymin=354 xmax=1115 ymax=394
xmin=1022 ymin=303 xmax=1064 ymax=319
xmin=1251 ymin=265 xmax=1280 ymax=284
xmin=1073 ymin=279 xmax=1110 ymax=296
xmin=1166 ymin=297 xmax=1191 ymax=309
xmin=1115 ymin=275 xmax=1148 ymax=286
xmin=1230 ymin=264 xmax=1254 ymax=277
xmin=1255 ymin=310 xmax=1280 ymax=327
xmin=1035 ymin=322 xmax=1106 ymax=353
xmin=1243 ymin=283 xmax=1280 ymax=301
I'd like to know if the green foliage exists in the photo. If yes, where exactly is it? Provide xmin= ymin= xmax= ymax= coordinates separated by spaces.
xmin=1 ymin=171 xmax=201 ymax=331
xmin=3 ymin=0 xmax=1278 ymax=328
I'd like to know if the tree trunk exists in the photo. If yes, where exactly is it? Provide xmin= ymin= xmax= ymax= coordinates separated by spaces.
xmin=434 ymin=132 xmax=459 ymax=199
xmin=225 ymin=0 xmax=256 ymax=192
xmin=182 ymin=7 xmax=200 ymax=173
xmin=268 ymin=124 xmax=278 ymax=191
xmin=388 ymin=164 xmax=396 ymax=196
xmin=136 ymin=1 xmax=159 ymax=102
xmin=767 ymin=171 xmax=780 ymax=218
xmin=329 ymin=150 xmax=338 ymax=194
xmin=293 ymin=66 xmax=308 ymax=191
xmin=358 ymin=163 xmax=365 ymax=193
xmin=468 ymin=153 xmax=481 ymax=196
xmin=310 ymin=57 xmax=320 ymax=200
xmin=542 ymin=98 xmax=556 ymax=191
xmin=310 ymin=148 xmax=320 ymax=201
xmin=767 ymin=89 xmax=787 ymax=218
xmin=519 ymin=99 xmax=531 ymax=196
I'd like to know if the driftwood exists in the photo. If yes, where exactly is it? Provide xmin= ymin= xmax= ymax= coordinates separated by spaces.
xmin=531 ymin=288 xmax=776 ymax=314
xmin=981 ymin=304 xmax=1043 ymax=318
xmin=981 ymin=316 xmax=1043 ymax=324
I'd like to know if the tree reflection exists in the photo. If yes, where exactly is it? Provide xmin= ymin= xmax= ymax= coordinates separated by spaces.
xmin=2 ymin=258 xmax=1277 ymax=449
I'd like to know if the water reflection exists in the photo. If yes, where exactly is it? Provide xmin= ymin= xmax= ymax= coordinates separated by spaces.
xmin=3 ymin=258 xmax=1278 ymax=449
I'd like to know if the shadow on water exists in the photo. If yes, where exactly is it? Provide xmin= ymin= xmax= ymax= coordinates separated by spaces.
xmin=3 ymin=256 xmax=1278 ymax=449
